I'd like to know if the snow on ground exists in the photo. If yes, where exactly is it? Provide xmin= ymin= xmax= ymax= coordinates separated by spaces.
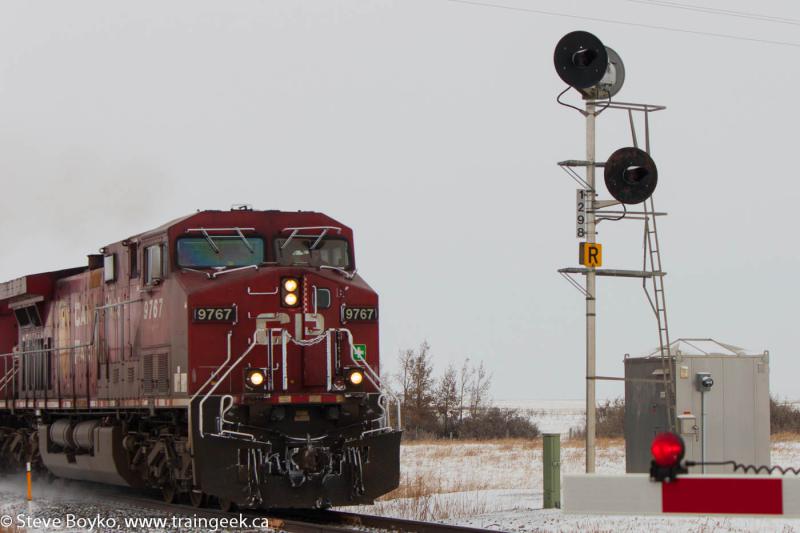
xmin=345 ymin=436 xmax=800 ymax=532
xmin=0 ymin=479 xmax=172 ymax=532
xmin=0 ymin=479 xmax=266 ymax=533
xmin=493 ymin=399 xmax=585 ymax=436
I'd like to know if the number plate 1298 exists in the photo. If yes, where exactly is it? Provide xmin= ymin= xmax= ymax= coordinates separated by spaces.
xmin=342 ymin=306 xmax=378 ymax=322
xmin=193 ymin=307 xmax=236 ymax=323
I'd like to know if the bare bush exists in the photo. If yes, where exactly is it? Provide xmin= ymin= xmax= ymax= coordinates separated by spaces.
xmin=570 ymin=398 xmax=625 ymax=439
xmin=394 ymin=342 xmax=539 ymax=440
xmin=459 ymin=407 xmax=540 ymax=440
xmin=569 ymin=396 xmax=800 ymax=439
xmin=771 ymin=397 xmax=800 ymax=434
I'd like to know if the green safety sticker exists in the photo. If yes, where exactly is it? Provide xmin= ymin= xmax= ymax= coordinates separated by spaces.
xmin=353 ymin=344 xmax=367 ymax=361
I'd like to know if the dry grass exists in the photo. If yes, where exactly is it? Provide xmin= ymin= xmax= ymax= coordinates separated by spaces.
xmin=369 ymin=491 xmax=490 ymax=522
xmin=771 ymin=432 xmax=800 ymax=442
xmin=372 ymin=472 xmax=492 ymax=521
xmin=381 ymin=472 xmax=491 ymax=501
xmin=563 ymin=436 xmax=623 ymax=448
xmin=403 ymin=435 xmax=623 ymax=449
xmin=402 ymin=437 xmax=538 ymax=448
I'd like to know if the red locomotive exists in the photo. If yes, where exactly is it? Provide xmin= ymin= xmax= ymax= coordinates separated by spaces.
xmin=0 ymin=206 xmax=400 ymax=509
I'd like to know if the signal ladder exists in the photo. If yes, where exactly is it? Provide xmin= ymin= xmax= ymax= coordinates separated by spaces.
xmin=643 ymin=196 xmax=675 ymax=432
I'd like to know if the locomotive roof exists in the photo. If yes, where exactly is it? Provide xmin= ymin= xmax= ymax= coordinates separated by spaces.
xmin=0 ymin=266 xmax=86 ymax=303
xmin=0 ymin=208 xmax=349 ymax=302
xmin=123 ymin=209 xmax=343 ymax=243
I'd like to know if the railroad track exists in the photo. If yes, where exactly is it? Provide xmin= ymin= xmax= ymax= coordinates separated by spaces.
xmin=269 ymin=508 xmax=504 ymax=533
xmin=106 ymin=490 xmax=506 ymax=532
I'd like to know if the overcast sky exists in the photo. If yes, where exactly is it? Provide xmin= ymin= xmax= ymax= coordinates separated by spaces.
xmin=0 ymin=1 xmax=797 ymax=401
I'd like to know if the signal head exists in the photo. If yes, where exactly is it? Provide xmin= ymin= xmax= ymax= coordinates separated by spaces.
xmin=604 ymin=147 xmax=658 ymax=204
xmin=554 ymin=31 xmax=625 ymax=99
xmin=554 ymin=31 xmax=609 ymax=90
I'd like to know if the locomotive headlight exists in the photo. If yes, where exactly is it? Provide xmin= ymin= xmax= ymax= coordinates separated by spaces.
xmin=281 ymin=277 xmax=300 ymax=308
xmin=349 ymin=370 xmax=364 ymax=386
xmin=249 ymin=371 xmax=264 ymax=387
xmin=245 ymin=368 xmax=266 ymax=389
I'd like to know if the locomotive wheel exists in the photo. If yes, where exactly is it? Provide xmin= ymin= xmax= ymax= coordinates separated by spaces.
xmin=161 ymin=483 xmax=177 ymax=504
xmin=189 ymin=490 xmax=207 ymax=508
xmin=218 ymin=497 xmax=236 ymax=513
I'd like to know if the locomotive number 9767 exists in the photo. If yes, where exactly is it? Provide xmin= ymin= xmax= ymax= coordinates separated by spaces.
xmin=193 ymin=306 xmax=237 ymax=322
xmin=342 ymin=306 xmax=378 ymax=322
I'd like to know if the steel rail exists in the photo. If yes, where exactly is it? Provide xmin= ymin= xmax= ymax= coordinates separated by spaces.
xmin=83 ymin=485 xmax=507 ymax=533
xmin=269 ymin=509 xmax=507 ymax=533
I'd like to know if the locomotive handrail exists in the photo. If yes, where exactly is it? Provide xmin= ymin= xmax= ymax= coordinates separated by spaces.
xmin=195 ymin=327 xmax=399 ymax=441
xmin=197 ymin=332 xmax=259 ymax=438
xmin=190 ymin=331 xmax=233 ymax=404
xmin=180 ymin=267 xmax=212 ymax=279
xmin=247 ymin=286 xmax=278 ymax=296
xmin=337 ymin=328 xmax=401 ymax=431
xmin=219 ymin=394 xmax=256 ymax=441
xmin=0 ymin=309 xmax=101 ymax=359
xmin=210 ymin=264 xmax=259 ymax=279
xmin=319 ymin=265 xmax=357 ymax=280
xmin=0 ymin=367 xmax=18 ymax=393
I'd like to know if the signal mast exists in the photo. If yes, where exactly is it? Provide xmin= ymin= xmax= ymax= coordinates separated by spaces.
xmin=554 ymin=31 xmax=672 ymax=473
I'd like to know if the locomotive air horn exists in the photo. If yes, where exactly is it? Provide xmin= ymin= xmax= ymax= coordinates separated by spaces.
xmin=604 ymin=147 xmax=659 ymax=204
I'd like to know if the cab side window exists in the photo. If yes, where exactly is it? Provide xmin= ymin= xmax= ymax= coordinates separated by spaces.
xmin=103 ymin=254 xmax=116 ymax=283
xmin=129 ymin=242 xmax=139 ymax=278
xmin=145 ymin=244 xmax=165 ymax=285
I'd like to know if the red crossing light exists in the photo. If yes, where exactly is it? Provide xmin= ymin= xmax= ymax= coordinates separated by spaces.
xmin=651 ymin=432 xmax=685 ymax=467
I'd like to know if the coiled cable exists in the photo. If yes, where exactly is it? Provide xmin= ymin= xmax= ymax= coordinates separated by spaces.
xmin=686 ymin=460 xmax=800 ymax=476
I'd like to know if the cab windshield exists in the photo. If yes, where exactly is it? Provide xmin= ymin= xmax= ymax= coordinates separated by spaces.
xmin=275 ymin=238 xmax=350 ymax=269
xmin=177 ymin=237 xmax=265 ymax=268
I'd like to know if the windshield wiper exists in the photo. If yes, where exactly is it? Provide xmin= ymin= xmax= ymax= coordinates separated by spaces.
xmin=235 ymin=228 xmax=255 ymax=253
xmin=200 ymin=229 xmax=220 ymax=254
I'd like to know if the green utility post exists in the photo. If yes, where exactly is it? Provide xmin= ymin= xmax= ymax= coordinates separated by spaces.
xmin=543 ymin=433 xmax=561 ymax=509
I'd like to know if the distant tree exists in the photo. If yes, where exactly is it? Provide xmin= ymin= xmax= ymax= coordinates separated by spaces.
xmin=396 ymin=348 xmax=415 ymax=405
xmin=457 ymin=358 xmax=474 ymax=425
xmin=435 ymin=364 xmax=459 ymax=436
xmin=396 ymin=342 xmax=437 ymax=435
xmin=469 ymin=361 xmax=492 ymax=414
xmin=408 ymin=341 xmax=435 ymax=413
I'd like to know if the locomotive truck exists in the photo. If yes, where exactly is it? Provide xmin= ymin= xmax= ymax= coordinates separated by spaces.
xmin=0 ymin=206 xmax=400 ymax=510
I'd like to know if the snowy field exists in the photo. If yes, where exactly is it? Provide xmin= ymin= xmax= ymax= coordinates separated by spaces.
xmin=342 ymin=400 xmax=800 ymax=532
xmin=345 ymin=438 xmax=800 ymax=532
